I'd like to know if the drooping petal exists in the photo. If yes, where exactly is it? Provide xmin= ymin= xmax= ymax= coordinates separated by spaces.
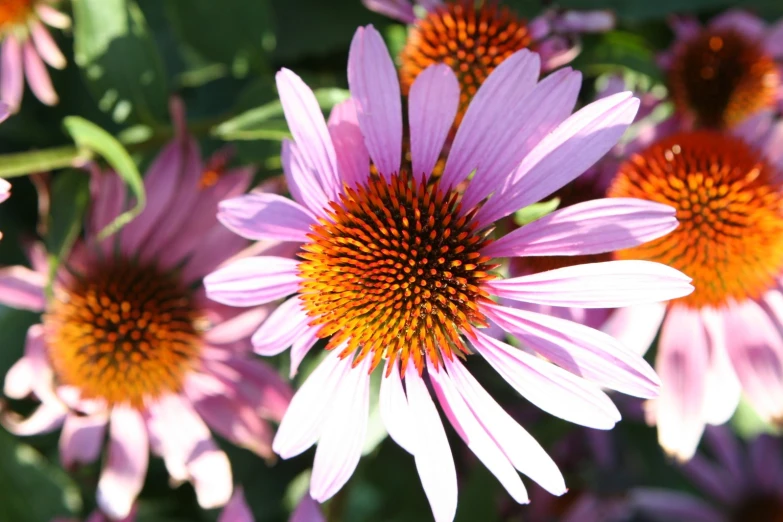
xmin=428 ymin=360 xmax=528 ymax=503
xmin=218 ymin=488 xmax=254 ymax=522
xmin=217 ymin=193 xmax=316 ymax=243
xmin=97 ymin=407 xmax=149 ymax=520
xmin=700 ymin=307 xmax=741 ymax=425
xmin=60 ymin=412 xmax=108 ymax=468
xmin=444 ymin=357 xmax=565 ymax=496
xmin=484 ymin=303 xmax=660 ymax=398
xmin=405 ymin=365 xmax=458 ymax=522
xmin=767 ymin=18 xmax=783 ymax=58
xmin=204 ymin=256 xmax=300 ymax=306
xmin=486 ymin=260 xmax=693 ymax=308
xmin=327 ymin=99 xmax=369 ymax=189
xmin=193 ymin=395 xmax=274 ymax=460
xmin=361 ymin=0 xmax=416 ymax=23
xmin=483 ymin=198 xmax=677 ymax=258
xmin=290 ymin=327 xmax=320 ymax=377
xmin=630 ymin=489 xmax=726 ymax=522
xmin=654 ymin=305 xmax=709 ymax=462
xmin=310 ymin=357 xmax=371 ymax=502
xmin=440 ymin=49 xmax=541 ymax=190
xmin=408 ymin=64 xmax=459 ymax=181
xmin=0 ymin=265 xmax=47 ymax=311
xmin=250 ymin=296 xmax=310 ymax=355
xmin=601 ymin=303 xmax=666 ymax=355
xmin=36 ymin=4 xmax=71 ymax=29
xmin=282 ymin=139 xmax=330 ymax=217
xmin=475 ymin=92 xmax=639 ymax=225
xmin=347 ymin=25 xmax=402 ymax=178
xmin=708 ymin=9 xmax=766 ymax=39
xmin=23 ymin=40 xmax=57 ymax=105
xmin=1 ymin=37 xmax=24 ymax=111
xmin=290 ymin=494 xmax=325 ymax=522
xmin=379 ymin=359 xmax=415 ymax=455
xmin=88 ymin=167 xmax=128 ymax=240
xmin=1 ymin=401 xmax=67 ymax=436
xmin=187 ymin=439 xmax=233 ymax=509
xmin=203 ymin=305 xmax=271 ymax=345
xmin=273 ymin=352 xmax=351 ymax=458
xmin=29 ymin=22 xmax=66 ymax=69
xmin=470 ymin=330 xmax=621 ymax=429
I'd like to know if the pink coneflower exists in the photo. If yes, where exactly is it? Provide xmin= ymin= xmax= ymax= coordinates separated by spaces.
xmin=632 ymin=427 xmax=783 ymax=522
xmin=363 ymin=0 xmax=613 ymax=130
xmin=607 ymin=118 xmax=783 ymax=461
xmin=205 ymin=25 xmax=693 ymax=521
xmin=0 ymin=104 xmax=291 ymax=519
xmin=659 ymin=10 xmax=783 ymax=129
xmin=0 ymin=0 xmax=68 ymax=109
xmin=0 ymin=101 xmax=10 ymax=220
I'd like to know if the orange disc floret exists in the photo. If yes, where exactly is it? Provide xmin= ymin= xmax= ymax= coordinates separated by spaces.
xmin=0 ymin=0 xmax=33 ymax=30
xmin=298 ymin=171 xmax=498 ymax=376
xmin=45 ymin=260 xmax=202 ymax=408
xmin=669 ymin=29 xmax=780 ymax=129
xmin=400 ymin=0 xmax=532 ymax=129
xmin=608 ymin=131 xmax=783 ymax=309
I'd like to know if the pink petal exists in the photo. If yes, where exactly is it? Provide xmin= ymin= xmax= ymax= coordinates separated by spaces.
xmin=23 ymin=40 xmax=57 ymax=105
xmin=194 ymin=395 xmax=273 ymax=460
xmin=1 ymin=37 xmax=24 ymax=111
xmin=601 ymin=303 xmax=666 ymax=355
xmin=188 ymin=439 xmax=233 ymax=509
xmin=282 ymin=139 xmax=330 ymax=217
xmin=203 ymin=305 xmax=271 ymax=345
xmin=469 ymin=330 xmax=621 ymax=428
xmin=222 ymin=359 xmax=293 ymax=422
xmin=1 ymin=401 xmax=67 ymax=436
xmin=408 ymin=64 xmax=459 ymax=181
xmin=180 ymin=224 xmax=249 ymax=285
xmin=361 ymin=0 xmax=416 ymax=23
xmin=88 ymin=168 xmax=128 ymax=241
xmin=347 ymin=25 xmax=402 ymax=179
xmin=404 ymin=365 xmax=457 ymax=522
xmin=486 ymin=260 xmax=693 ymax=308
xmin=654 ymin=305 xmax=708 ymax=461
xmin=700 ymin=308 xmax=741 ymax=425
xmin=30 ymin=22 xmax=66 ymax=69
xmin=290 ymin=327 xmax=320 ymax=377
xmin=475 ymin=92 xmax=639 ymax=226
xmin=0 ymin=265 xmax=46 ymax=311
xmin=4 ymin=325 xmax=57 ymax=402
xmin=36 ymin=4 xmax=71 ymax=29
xmin=767 ymin=19 xmax=783 ymax=58
xmin=273 ymin=352 xmax=351 ymax=458
xmin=218 ymin=193 xmax=316 ymax=243
xmin=250 ymin=296 xmax=309 ymax=355
xmin=327 ymin=99 xmax=369 ymax=189
xmin=379 ymin=359 xmax=415 ymax=454
xmin=460 ymin=67 xmax=582 ymax=210
xmin=276 ymin=69 xmax=340 ymax=202
xmin=630 ymin=489 xmax=725 ymax=522
xmin=552 ymin=10 xmax=615 ymax=32
xmin=484 ymin=198 xmax=677 ymax=258
xmin=484 ymin=302 xmax=660 ymax=398
xmin=444 ymin=357 xmax=565 ymax=495
xmin=440 ymin=49 xmax=540 ymax=190
xmin=428 ymin=360 xmax=529 ymax=503
xmin=311 ymin=357 xmax=371 ymax=502
xmin=0 ymin=176 xmax=9 ymax=198
xmin=204 ymin=256 xmax=300 ymax=306
xmin=97 ymin=407 xmax=149 ymax=520
xmin=709 ymin=9 xmax=766 ymax=39
xmin=749 ymin=434 xmax=783 ymax=491
xmin=724 ymin=300 xmax=783 ymax=423
xmin=290 ymin=494 xmax=325 ymax=522
xmin=219 ymin=488 xmax=254 ymax=522
xmin=60 ymin=412 xmax=108 ymax=468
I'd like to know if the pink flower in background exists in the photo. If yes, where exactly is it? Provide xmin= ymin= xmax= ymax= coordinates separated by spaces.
xmin=659 ymin=9 xmax=783 ymax=129
xmin=0 ymin=0 xmax=69 ymax=110
xmin=0 ymin=103 xmax=292 ymax=519
xmin=607 ymin=118 xmax=783 ymax=461
xmin=205 ymin=25 xmax=693 ymax=521
xmin=632 ymin=427 xmax=783 ymax=522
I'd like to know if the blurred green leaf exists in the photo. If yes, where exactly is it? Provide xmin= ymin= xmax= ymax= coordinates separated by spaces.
xmin=165 ymin=0 xmax=275 ymax=73
xmin=0 ymin=146 xmax=93 ymax=178
xmin=513 ymin=197 xmax=560 ymax=226
xmin=45 ymin=170 xmax=90 ymax=294
xmin=560 ymin=0 xmax=734 ymax=21
xmin=63 ymin=117 xmax=145 ymax=240
xmin=212 ymin=88 xmax=350 ymax=141
xmin=72 ymin=0 xmax=168 ymax=125
xmin=731 ymin=397 xmax=782 ymax=439
xmin=573 ymin=31 xmax=662 ymax=81
xmin=0 ymin=429 xmax=82 ymax=521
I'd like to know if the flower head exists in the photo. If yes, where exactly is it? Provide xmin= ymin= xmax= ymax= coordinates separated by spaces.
xmin=206 ymin=25 xmax=693 ymax=521
xmin=0 ymin=103 xmax=291 ymax=519
xmin=661 ymin=10 xmax=783 ymax=128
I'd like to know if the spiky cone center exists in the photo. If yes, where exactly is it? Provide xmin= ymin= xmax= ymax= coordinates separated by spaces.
xmin=298 ymin=171 xmax=498 ymax=376
xmin=44 ymin=260 xmax=202 ymax=409
xmin=0 ymin=0 xmax=33 ymax=31
xmin=669 ymin=28 xmax=780 ymax=128
xmin=609 ymin=131 xmax=783 ymax=309
xmin=399 ymin=0 xmax=532 ymax=131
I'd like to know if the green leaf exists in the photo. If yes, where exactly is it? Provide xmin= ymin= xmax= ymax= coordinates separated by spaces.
xmin=731 ymin=397 xmax=782 ymax=439
xmin=212 ymin=88 xmax=350 ymax=141
xmin=72 ymin=0 xmax=168 ymax=125
xmin=513 ymin=197 xmax=561 ymax=227
xmin=63 ymin=116 xmax=145 ymax=240
xmin=572 ymin=31 xmax=662 ymax=82
xmin=45 ymin=170 xmax=90 ymax=294
xmin=0 ymin=146 xmax=93 ymax=178
xmin=0 ymin=430 xmax=82 ymax=522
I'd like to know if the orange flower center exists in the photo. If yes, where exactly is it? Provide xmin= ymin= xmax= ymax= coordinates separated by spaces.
xmin=298 ymin=171 xmax=497 ymax=375
xmin=608 ymin=131 xmax=783 ymax=309
xmin=44 ymin=260 xmax=202 ymax=408
xmin=669 ymin=28 xmax=780 ymax=128
xmin=732 ymin=494 xmax=783 ymax=522
xmin=400 ymin=0 xmax=532 ymax=130
xmin=0 ymin=0 xmax=33 ymax=30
